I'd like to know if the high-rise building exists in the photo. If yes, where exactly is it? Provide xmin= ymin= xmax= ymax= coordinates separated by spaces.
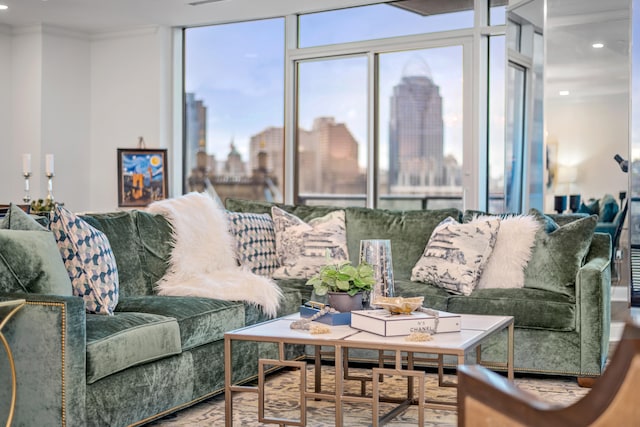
xmin=250 ymin=127 xmax=283 ymax=190
xmin=389 ymin=74 xmax=444 ymax=189
xmin=185 ymin=93 xmax=207 ymax=177
xmin=298 ymin=117 xmax=364 ymax=194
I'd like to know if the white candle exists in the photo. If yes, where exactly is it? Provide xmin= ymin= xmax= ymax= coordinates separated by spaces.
xmin=22 ymin=154 xmax=31 ymax=174
xmin=45 ymin=154 xmax=54 ymax=176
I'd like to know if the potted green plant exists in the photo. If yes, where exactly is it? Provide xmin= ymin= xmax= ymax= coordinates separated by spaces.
xmin=306 ymin=261 xmax=375 ymax=312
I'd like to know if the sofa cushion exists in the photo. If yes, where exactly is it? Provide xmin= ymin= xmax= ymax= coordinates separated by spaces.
xmin=344 ymin=207 xmax=461 ymax=280
xmin=85 ymin=311 xmax=181 ymax=384
xmin=81 ymin=211 xmax=148 ymax=297
xmin=0 ymin=204 xmax=46 ymax=231
xmin=0 ymin=229 xmax=73 ymax=295
xmin=50 ymin=205 xmax=119 ymax=315
xmin=271 ymin=207 xmax=349 ymax=279
xmin=134 ymin=210 xmax=173 ymax=289
xmin=446 ymin=287 xmax=576 ymax=331
xmin=114 ymin=296 xmax=245 ymax=350
xmin=81 ymin=210 xmax=172 ymax=297
xmin=411 ymin=217 xmax=500 ymax=296
xmin=227 ymin=211 xmax=278 ymax=276
xmin=524 ymin=214 xmax=597 ymax=297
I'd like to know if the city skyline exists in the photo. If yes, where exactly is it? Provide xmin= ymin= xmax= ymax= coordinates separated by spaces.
xmin=184 ymin=10 xmax=468 ymax=172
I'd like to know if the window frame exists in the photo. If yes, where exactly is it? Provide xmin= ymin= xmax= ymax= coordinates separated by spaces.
xmin=177 ymin=0 xmax=510 ymax=211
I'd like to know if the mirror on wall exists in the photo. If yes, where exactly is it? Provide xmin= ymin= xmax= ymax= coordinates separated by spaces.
xmin=545 ymin=0 xmax=629 ymax=213
xmin=503 ymin=0 xmax=629 ymax=214
xmin=504 ymin=0 xmax=631 ymax=290
xmin=545 ymin=0 xmax=630 ymax=287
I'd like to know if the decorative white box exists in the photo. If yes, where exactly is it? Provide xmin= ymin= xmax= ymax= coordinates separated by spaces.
xmin=350 ymin=309 xmax=461 ymax=337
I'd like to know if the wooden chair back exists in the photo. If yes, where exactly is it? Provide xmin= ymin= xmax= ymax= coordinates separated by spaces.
xmin=458 ymin=321 xmax=640 ymax=426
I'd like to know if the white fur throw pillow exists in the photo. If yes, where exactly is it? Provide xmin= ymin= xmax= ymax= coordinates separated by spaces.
xmin=147 ymin=193 xmax=282 ymax=317
xmin=411 ymin=217 xmax=500 ymax=296
xmin=271 ymin=206 xmax=349 ymax=279
xmin=471 ymin=214 xmax=540 ymax=289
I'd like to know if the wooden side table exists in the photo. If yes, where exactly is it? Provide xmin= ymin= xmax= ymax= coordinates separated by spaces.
xmin=0 ymin=299 xmax=26 ymax=427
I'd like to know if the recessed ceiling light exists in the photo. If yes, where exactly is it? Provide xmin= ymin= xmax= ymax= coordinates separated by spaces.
xmin=559 ymin=90 xmax=570 ymax=96
xmin=592 ymin=43 xmax=604 ymax=49
xmin=0 ymin=5 xmax=8 ymax=10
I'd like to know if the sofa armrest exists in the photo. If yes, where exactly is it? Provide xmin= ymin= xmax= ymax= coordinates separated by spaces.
xmin=0 ymin=293 xmax=87 ymax=426
xmin=576 ymin=232 xmax=611 ymax=376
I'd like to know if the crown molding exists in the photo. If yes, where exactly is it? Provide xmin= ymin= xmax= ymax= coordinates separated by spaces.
xmin=11 ymin=23 xmax=90 ymax=40
xmin=91 ymin=25 xmax=162 ymax=41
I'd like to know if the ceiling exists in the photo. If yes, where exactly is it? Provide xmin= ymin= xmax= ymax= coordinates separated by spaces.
xmin=0 ymin=0 xmax=630 ymax=101
xmin=545 ymin=0 xmax=630 ymax=100
xmin=0 ymin=0 xmax=386 ymax=34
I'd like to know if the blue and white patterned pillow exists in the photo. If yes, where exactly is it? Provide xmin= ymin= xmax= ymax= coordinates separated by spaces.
xmin=411 ymin=216 xmax=500 ymax=296
xmin=271 ymin=206 xmax=349 ymax=280
xmin=227 ymin=211 xmax=278 ymax=277
xmin=49 ymin=205 xmax=119 ymax=315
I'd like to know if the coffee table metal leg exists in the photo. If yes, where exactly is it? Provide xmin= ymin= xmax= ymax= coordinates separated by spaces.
xmin=334 ymin=344 xmax=344 ymax=427
xmin=372 ymin=366 xmax=425 ymax=427
xmin=315 ymin=345 xmax=321 ymax=394
xmin=224 ymin=337 xmax=233 ymax=427
xmin=258 ymin=358 xmax=307 ymax=426
xmin=508 ymin=322 xmax=514 ymax=380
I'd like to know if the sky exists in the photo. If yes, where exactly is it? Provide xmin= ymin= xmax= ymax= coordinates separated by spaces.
xmin=184 ymin=3 xmax=505 ymax=171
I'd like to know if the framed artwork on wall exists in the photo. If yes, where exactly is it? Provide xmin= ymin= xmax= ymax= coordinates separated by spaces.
xmin=117 ymin=148 xmax=168 ymax=207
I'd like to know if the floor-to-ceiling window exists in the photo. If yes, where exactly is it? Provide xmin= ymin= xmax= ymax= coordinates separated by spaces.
xmin=291 ymin=1 xmax=475 ymax=210
xmin=296 ymin=56 xmax=368 ymax=206
xmin=183 ymin=18 xmax=285 ymax=203
xmin=181 ymin=0 xmax=542 ymax=213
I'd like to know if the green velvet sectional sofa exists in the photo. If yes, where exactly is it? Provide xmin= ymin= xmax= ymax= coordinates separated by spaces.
xmin=0 ymin=198 xmax=611 ymax=426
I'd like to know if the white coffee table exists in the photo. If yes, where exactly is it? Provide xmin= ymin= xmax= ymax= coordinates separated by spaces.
xmin=224 ymin=313 xmax=514 ymax=427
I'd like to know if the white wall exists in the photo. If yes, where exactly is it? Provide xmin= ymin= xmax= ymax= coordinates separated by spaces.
xmin=0 ymin=25 xmax=170 ymax=212
xmin=9 ymin=28 xmax=43 ymax=205
xmin=0 ymin=25 xmax=12 ymax=200
xmin=546 ymin=93 xmax=629 ymax=204
xmin=89 ymin=27 xmax=172 ymax=212
xmin=41 ymin=27 xmax=91 ymax=211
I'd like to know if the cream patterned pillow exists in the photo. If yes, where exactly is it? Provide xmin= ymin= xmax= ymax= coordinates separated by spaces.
xmin=271 ymin=206 xmax=349 ymax=279
xmin=472 ymin=214 xmax=539 ymax=289
xmin=411 ymin=217 xmax=500 ymax=296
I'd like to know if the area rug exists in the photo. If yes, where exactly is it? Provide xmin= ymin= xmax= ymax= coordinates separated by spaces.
xmin=148 ymin=365 xmax=589 ymax=426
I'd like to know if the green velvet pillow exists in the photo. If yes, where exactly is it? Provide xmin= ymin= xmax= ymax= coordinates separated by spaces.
xmin=0 ymin=204 xmax=46 ymax=231
xmin=0 ymin=229 xmax=73 ymax=295
xmin=523 ymin=214 xmax=598 ymax=297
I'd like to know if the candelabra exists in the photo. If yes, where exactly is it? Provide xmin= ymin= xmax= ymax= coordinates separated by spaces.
xmin=22 ymin=172 xmax=31 ymax=203
xmin=46 ymin=172 xmax=55 ymax=203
